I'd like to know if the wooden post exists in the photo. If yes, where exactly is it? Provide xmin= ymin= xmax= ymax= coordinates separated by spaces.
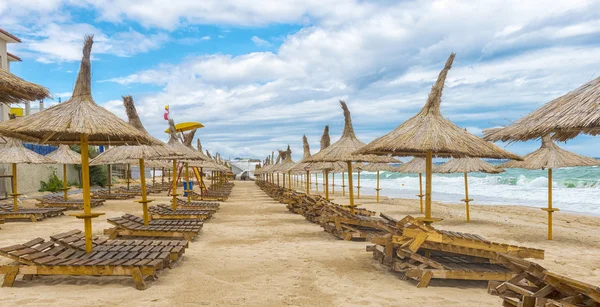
xmin=463 ymin=172 xmax=470 ymax=222
xmin=152 ymin=167 xmax=156 ymax=186
xmin=283 ymin=171 xmax=286 ymax=187
xmin=325 ymin=170 xmax=329 ymax=200
xmin=542 ymin=168 xmax=559 ymax=240
xmin=63 ymin=164 xmax=68 ymax=200
xmin=347 ymin=162 xmax=355 ymax=215
xmin=306 ymin=170 xmax=310 ymax=195
xmin=332 ymin=172 xmax=335 ymax=195
xmin=200 ymin=167 xmax=205 ymax=195
xmin=161 ymin=167 xmax=165 ymax=185
xmin=418 ymin=173 xmax=423 ymax=213
xmin=342 ymin=172 xmax=346 ymax=196
xmin=107 ymin=164 xmax=112 ymax=194
xmin=171 ymin=160 xmax=178 ymax=211
xmin=126 ymin=163 xmax=131 ymax=190
xmin=376 ymin=170 xmax=380 ymax=203
xmin=315 ymin=173 xmax=318 ymax=192
xmin=185 ymin=163 xmax=191 ymax=204
xmin=357 ymin=170 xmax=361 ymax=199
xmin=139 ymin=158 xmax=151 ymax=225
xmin=277 ymin=173 xmax=280 ymax=186
xmin=11 ymin=163 xmax=18 ymax=212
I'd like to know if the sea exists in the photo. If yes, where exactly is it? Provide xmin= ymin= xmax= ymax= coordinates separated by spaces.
xmin=321 ymin=162 xmax=600 ymax=215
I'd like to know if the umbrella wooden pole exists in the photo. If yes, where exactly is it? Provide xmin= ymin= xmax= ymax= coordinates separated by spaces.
xmin=161 ymin=167 xmax=165 ymax=185
xmin=11 ymin=163 xmax=19 ymax=212
xmin=63 ymin=164 xmax=69 ymax=200
xmin=306 ymin=170 xmax=310 ymax=195
xmin=315 ymin=173 xmax=318 ymax=192
xmin=332 ymin=172 xmax=335 ymax=194
xmin=72 ymin=135 xmax=103 ymax=253
xmin=342 ymin=172 xmax=346 ymax=196
xmin=152 ymin=167 xmax=156 ymax=186
xmin=462 ymin=172 xmax=471 ymax=222
xmin=421 ymin=150 xmax=441 ymax=224
xmin=347 ymin=162 xmax=355 ymax=215
xmin=277 ymin=173 xmax=280 ymax=186
xmin=200 ymin=168 xmax=204 ymax=195
xmin=185 ymin=163 xmax=191 ymax=204
xmin=107 ymin=164 xmax=112 ymax=194
xmin=542 ymin=168 xmax=559 ymax=240
xmin=126 ymin=163 xmax=131 ymax=190
xmin=138 ymin=158 xmax=152 ymax=225
xmin=357 ymin=171 xmax=361 ymax=199
xmin=325 ymin=170 xmax=329 ymax=200
xmin=376 ymin=170 xmax=380 ymax=203
xmin=283 ymin=172 xmax=286 ymax=187
xmin=171 ymin=160 xmax=178 ymax=211
xmin=418 ymin=173 xmax=424 ymax=213
xmin=288 ymin=171 xmax=291 ymax=190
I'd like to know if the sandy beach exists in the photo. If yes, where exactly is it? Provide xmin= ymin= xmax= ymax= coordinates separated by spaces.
xmin=0 ymin=180 xmax=599 ymax=306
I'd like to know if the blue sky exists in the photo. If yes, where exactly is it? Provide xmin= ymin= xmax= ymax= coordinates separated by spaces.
xmin=2 ymin=0 xmax=600 ymax=161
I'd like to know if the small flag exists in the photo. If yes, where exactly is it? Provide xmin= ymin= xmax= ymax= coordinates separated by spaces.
xmin=163 ymin=105 xmax=169 ymax=120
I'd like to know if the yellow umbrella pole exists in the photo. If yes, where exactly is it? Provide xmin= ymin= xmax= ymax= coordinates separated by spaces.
xmin=542 ymin=168 xmax=559 ymax=240
xmin=72 ymin=135 xmax=104 ymax=253
xmin=325 ymin=170 xmax=329 ymax=200
xmin=418 ymin=173 xmax=424 ymax=213
xmin=185 ymin=163 xmax=191 ymax=204
xmin=152 ymin=167 xmax=156 ymax=186
xmin=306 ymin=170 xmax=310 ymax=195
xmin=288 ymin=171 xmax=291 ymax=190
xmin=63 ymin=164 xmax=69 ymax=200
xmin=332 ymin=172 xmax=336 ymax=193
xmin=357 ymin=170 xmax=361 ymax=199
xmin=421 ymin=151 xmax=440 ymax=224
xmin=315 ymin=173 xmax=318 ymax=192
xmin=11 ymin=163 xmax=19 ymax=212
xmin=200 ymin=167 xmax=204 ymax=195
xmin=171 ymin=160 xmax=178 ymax=211
xmin=126 ymin=163 xmax=131 ymax=190
xmin=375 ymin=170 xmax=380 ymax=203
xmin=107 ymin=164 xmax=112 ymax=194
xmin=283 ymin=171 xmax=286 ymax=187
xmin=161 ymin=167 xmax=165 ymax=185
xmin=347 ymin=162 xmax=355 ymax=215
xmin=342 ymin=172 xmax=346 ymax=196
xmin=277 ymin=173 xmax=280 ymax=186
xmin=138 ymin=159 xmax=152 ymax=225
xmin=462 ymin=172 xmax=472 ymax=222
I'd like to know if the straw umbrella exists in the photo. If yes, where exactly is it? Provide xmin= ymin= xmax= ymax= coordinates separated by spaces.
xmin=273 ymin=145 xmax=295 ymax=189
xmin=499 ymin=135 xmax=600 ymax=239
xmin=91 ymin=96 xmax=181 ymax=225
xmin=46 ymin=145 xmax=81 ymax=200
xmin=290 ymin=136 xmax=313 ymax=194
xmin=0 ymin=68 xmax=50 ymax=103
xmin=483 ymin=76 xmax=600 ymax=143
xmin=356 ymin=162 xmax=402 ymax=203
xmin=0 ymin=138 xmax=55 ymax=211
xmin=357 ymin=53 xmax=521 ymax=223
xmin=307 ymin=101 xmax=396 ymax=214
xmin=436 ymin=157 xmax=504 ymax=222
xmin=0 ymin=36 xmax=160 ymax=252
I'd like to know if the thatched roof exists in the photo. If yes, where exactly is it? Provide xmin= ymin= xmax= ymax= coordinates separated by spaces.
xmin=0 ymin=68 xmax=50 ymax=104
xmin=308 ymin=101 xmax=397 ymax=163
xmin=0 ymin=36 xmax=159 ymax=146
xmin=436 ymin=157 xmax=504 ymax=174
xmin=499 ymin=135 xmax=600 ymax=170
xmin=0 ymin=138 xmax=55 ymax=164
xmin=483 ymin=76 xmax=600 ymax=142
xmin=46 ymin=145 xmax=82 ymax=164
xmin=272 ymin=145 xmax=295 ymax=173
xmin=356 ymin=54 xmax=521 ymax=160
xmin=90 ymin=96 xmax=182 ymax=165
xmin=355 ymin=162 xmax=401 ymax=172
xmin=395 ymin=157 xmax=436 ymax=174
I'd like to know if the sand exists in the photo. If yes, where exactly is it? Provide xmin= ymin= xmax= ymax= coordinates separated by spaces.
xmin=0 ymin=180 xmax=598 ymax=306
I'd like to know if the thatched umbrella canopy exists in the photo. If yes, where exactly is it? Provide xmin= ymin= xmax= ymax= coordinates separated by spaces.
xmin=484 ymin=77 xmax=600 ymax=143
xmin=0 ymin=68 xmax=50 ymax=104
xmin=357 ymin=54 xmax=521 ymax=223
xmin=273 ymin=145 xmax=295 ymax=189
xmin=0 ymin=36 xmax=159 ymax=253
xmin=307 ymin=101 xmax=395 ymax=211
xmin=46 ymin=145 xmax=82 ymax=200
xmin=500 ymin=135 xmax=600 ymax=240
xmin=0 ymin=138 xmax=55 ymax=211
xmin=437 ymin=158 xmax=504 ymax=222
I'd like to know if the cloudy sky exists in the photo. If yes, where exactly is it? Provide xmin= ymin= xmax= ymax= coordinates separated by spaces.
xmin=2 ymin=0 xmax=600 ymax=161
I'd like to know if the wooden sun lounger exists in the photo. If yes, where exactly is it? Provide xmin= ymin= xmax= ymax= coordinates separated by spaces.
xmin=0 ymin=204 xmax=66 ymax=222
xmin=176 ymin=198 xmax=220 ymax=211
xmin=0 ymin=236 xmax=177 ymax=289
xmin=36 ymin=195 xmax=105 ymax=209
xmin=92 ymin=189 xmax=135 ymax=200
xmin=190 ymin=191 xmax=227 ymax=201
xmin=149 ymin=204 xmax=214 ymax=221
xmin=319 ymin=204 xmax=385 ymax=241
xmin=105 ymin=214 xmax=203 ymax=241
xmin=488 ymin=253 xmax=600 ymax=306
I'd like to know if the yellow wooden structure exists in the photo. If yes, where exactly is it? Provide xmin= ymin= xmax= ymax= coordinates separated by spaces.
xmin=541 ymin=168 xmax=559 ymax=240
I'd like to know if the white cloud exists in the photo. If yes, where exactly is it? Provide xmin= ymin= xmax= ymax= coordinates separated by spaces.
xmin=251 ymin=36 xmax=271 ymax=47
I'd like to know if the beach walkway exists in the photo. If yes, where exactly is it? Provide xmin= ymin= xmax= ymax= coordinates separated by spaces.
xmin=0 ymin=181 xmax=499 ymax=306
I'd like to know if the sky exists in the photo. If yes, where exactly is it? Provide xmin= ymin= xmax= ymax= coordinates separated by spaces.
xmin=2 ymin=0 xmax=600 ymax=161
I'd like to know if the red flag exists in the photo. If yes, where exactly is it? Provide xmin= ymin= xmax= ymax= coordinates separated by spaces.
xmin=163 ymin=105 xmax=169 ymax=120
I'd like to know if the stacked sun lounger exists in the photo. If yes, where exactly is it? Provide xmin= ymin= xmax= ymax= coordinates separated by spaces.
xmin=92 ymin=189 xmax=135 ymax=200
xmin=0 ymin=204 xmax=66 ymax=222
xmin=36 ymin=195 xmax=105 ymax=209
xmin=149 ymin=204 xmax=214 ymax=221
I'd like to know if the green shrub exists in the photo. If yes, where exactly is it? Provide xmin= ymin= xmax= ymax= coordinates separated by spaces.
xmin=70 ymin=145 xmax=107 ymax=187
xmin=39 ymin=173 xmax=64 ymax=192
